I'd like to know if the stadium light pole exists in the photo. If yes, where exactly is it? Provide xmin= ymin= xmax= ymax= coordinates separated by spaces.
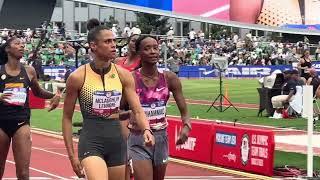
xmin=163 ymin=41 xmax=168 ymax=70
xmin=303 ymin=85 xmax=313 ymax=177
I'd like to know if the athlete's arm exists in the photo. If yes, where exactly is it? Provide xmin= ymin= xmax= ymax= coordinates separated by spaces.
xmin=62 ymin=67 xmax=85 ymax=177
xmin=62 ymin=68 xmax=82 ymax=159
xmin=117 ymin=67 xmax=155 ymax=146
xmin=118 ymin=67 xmax=149 ymax=130
xmin=166 ymin=71 xmax=191 ymax=129
xmin=166 ymin=71 xmax=191 ymax=145
xmin=229 ymin=0 xmax=263 ymax=24
xmin=26 ymin=66 xmax=59 ymax=99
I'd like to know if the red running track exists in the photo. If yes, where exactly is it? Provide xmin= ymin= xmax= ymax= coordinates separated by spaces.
xmin=3 ymin=132 xmax=250 ymax=180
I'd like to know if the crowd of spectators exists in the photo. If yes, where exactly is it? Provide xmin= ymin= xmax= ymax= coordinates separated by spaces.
xmin=1 ymin=22 xmax=320 ymax=74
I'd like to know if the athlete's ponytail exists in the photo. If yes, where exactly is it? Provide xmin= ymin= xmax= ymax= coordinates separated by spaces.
xmin=0 ymin=38 xmax=17 ymax=65
xmin=86 ymin=18 xmax=101 ymax=31
xmin=0 ymin=42 xmax=9 ymax=65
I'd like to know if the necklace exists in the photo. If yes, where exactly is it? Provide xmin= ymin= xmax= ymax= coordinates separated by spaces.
xmin=140 ymin=71 xmax=158 ymax=80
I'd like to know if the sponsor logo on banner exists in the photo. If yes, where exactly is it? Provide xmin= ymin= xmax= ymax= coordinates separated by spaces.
xmin=223 ymin=152 xmax=236 ymax=162
xmin=241 ymin=134 xmax=250 ymax=166
xmin=175 ymin=125 xmax=196 ymax=151
xmin=215 ymin=132 xmax=237 ymax=146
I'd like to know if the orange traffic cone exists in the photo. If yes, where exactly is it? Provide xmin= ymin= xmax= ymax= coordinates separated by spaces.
xmin=223 ymin=84 xmax=230 ymax=105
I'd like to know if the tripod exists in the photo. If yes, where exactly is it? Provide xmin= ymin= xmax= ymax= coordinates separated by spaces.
xmin=207 ymin=67 xmax=239 ymax=112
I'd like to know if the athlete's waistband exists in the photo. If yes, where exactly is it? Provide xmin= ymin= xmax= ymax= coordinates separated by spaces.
xmin=129 ymin=127 xmax=167 ymax=134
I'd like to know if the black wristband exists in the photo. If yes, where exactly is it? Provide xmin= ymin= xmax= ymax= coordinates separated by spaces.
xmin=143 ymin=128 xmax=154 ymax=135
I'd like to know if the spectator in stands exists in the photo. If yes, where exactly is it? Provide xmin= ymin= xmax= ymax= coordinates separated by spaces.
xmin=167 ymin=52 xmax=181 ymax=75
xmin=316 ymin=42 xmax=320 ymax=61
xmin=123 ymin=23 xmax=131 ymax=38
xmin=131 ymin=25 xmax=141 ymax=35
xmin=297 ymin=50 xmax=312 ymax=84
xmin=189 ymin=28 xmax=196 ymax=42
xmin=167 ymin=27 xmax=174 ymax=42
xmin=307 ymin=68 xmax=320 ymax=97
xmin=112 ymin=24 xmax=118 ymax=37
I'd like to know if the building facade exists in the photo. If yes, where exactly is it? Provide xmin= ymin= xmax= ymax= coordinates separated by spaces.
xmin=50 ymin=0 xmax=206 ymax=36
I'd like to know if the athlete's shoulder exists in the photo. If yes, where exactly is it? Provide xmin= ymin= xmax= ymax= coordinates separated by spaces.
xmin=115 ymin=63 xmax=130 ymax=75
xmin=163 ymin=70 xmax=178 ymax=80
xmin=24 ymin=64 xmax=36 ymax=75
xmin=24 ymin=64 xmax=35 ymax=70
xmin=114 ymin=57 xmax=126 ymax=64
xmin=67 ymin=65 xmax=86 ymax=84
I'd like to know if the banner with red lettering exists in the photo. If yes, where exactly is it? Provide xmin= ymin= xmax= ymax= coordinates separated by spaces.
xmin=167 ymin=117 xmax=214 ymax=163
xmin=29 ymin=90 xmax=45 ymax=109
xmin=212 ymin=124 xmax=275 ymax=176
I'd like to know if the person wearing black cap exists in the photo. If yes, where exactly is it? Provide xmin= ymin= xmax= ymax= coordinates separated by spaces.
xmin=271 ymin=69 xmax=298 ymax=118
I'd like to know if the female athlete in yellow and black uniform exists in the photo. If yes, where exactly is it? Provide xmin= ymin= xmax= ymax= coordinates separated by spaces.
xmin=62 ymin=26 xmax=154 ymax=180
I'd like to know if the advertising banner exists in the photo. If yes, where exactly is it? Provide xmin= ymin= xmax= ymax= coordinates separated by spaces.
xmin=167 ymin=117 xmax=214 ymax=164
xmin=29 ymin=90 xmax=45 ymax=109
xmin=44 ymin=62 xmax=320 ymax=79
xmin=106 ymin=0 xmax=173 ymax=11
xmin=103 ymin=0 xmax=320 ymax=30
xmin=212 ymin=124 xmax=275 ymax=176
xmin=178 ymin=65 xmax=292 ymax=78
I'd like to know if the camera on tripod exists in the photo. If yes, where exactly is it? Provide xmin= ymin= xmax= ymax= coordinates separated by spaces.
xmin=207 ymin=54 xmax=238 ymax=112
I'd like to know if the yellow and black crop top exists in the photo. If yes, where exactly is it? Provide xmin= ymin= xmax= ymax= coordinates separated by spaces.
xmin=79 ymin=63 xmax=122 ymax=120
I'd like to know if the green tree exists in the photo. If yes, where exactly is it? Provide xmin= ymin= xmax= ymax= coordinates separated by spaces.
xmin=136 ymin=13 xmax=170 ymax=35
xmin=103 ymin=16 xmax=119 ymax=29
xmin=210 ymin=24 xmax=231 ymax=39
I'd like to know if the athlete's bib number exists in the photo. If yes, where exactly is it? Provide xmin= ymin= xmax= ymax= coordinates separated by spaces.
xmin=142 ymin=101 xmax=166 ymax=121
xmin=92 ymin=90 xmax=121 ymax=116
xmin=3 ymin=88 xmax=27 ymax=106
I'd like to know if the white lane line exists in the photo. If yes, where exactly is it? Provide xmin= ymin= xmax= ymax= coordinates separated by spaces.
xmin=200 ymin=5 xmax=230 ymax=18
xmin=6 ymin=160 xmax=68 ymax=180
xmin=32 ymin=147 xmax=68 ymax=157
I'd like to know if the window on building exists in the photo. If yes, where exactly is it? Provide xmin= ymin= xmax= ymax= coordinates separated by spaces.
xmin=55 ymin=0 xmax=62 ymax=7
xmin=74 ymin=22 xmax=80 ymax=33
xmin=75 ymin=2 xmax=88 ymax=8
xmin=80 ymin=22 xmax=87 ymax=33
xmin=258 ymin=30 xmax=264 ymax=37
xmin=182 ymin=22 xmax=190 ymax=36
xmin=81 ymin=3 xmax=88 ymax=7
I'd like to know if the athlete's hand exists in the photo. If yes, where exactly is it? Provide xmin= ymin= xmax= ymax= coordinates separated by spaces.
xmin=176 ymin=125 xmax=190 ymax=145
xmin=0 ymin=92 xmax=12 ymax=103
xmin=70 ymin=157 xmax=85 ymax=178
xmin=143 ymin=129 xmax=155 ymax=147
xmin=48 ymin=93 xmax=61 ymax=112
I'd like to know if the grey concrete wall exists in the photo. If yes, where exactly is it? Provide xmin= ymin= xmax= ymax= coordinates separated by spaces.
xmin=63 ymin=0 xmax=75 ymax=31
xmin=88 ymin=4 xmax=100 ymax=20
